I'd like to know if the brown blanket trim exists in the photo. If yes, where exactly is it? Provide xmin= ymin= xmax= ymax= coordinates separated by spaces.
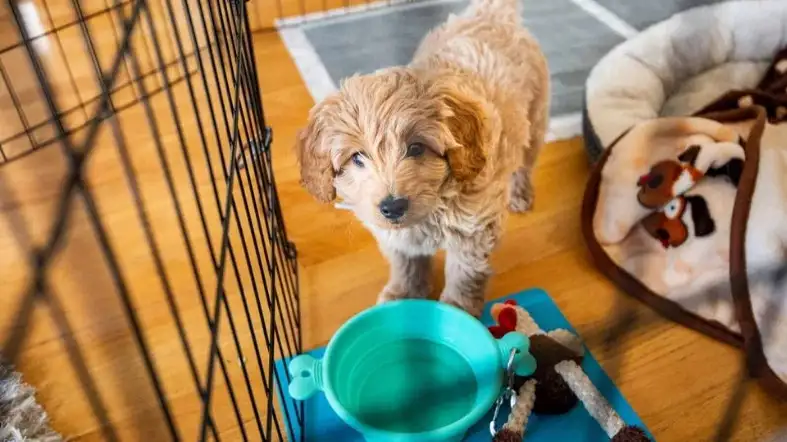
xmin=692 ymin=49 xmax=787 ymax=399
xmin=697 ymin=47 xmax=787 ymax=125
xmin=698 ymin=90 xmax=787 ymax=124
xmin=756 ymin=46 xmax=787 ymax=93
xmin=719 ymin=108 xmax=787 ymax=399
xmin=582 ymin=105 xmax=787 ymax=397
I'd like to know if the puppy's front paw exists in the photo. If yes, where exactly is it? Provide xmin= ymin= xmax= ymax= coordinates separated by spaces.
xmin=440 ymin=293 xmax=484 ymax=318
xmin=377 ymin=285 xmax=409 ymax=304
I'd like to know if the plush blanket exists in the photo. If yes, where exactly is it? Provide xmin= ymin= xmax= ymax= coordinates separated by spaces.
xmin=583 ymin=48 xmax=787 ymax=398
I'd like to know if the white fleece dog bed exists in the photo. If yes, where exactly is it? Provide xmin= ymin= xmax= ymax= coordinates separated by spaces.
xmin=580 ymin=0 xmax=787 ymax=399
xmin=583 ymin=0 xmax=787 ymax=161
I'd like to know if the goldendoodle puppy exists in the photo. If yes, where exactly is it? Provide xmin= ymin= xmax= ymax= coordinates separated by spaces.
xmin=296 ymin=0 xmax=549 ymax=316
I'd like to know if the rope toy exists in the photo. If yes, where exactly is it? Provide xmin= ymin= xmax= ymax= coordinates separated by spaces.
xmin=488 ymin=300 xmax=651 ymax=441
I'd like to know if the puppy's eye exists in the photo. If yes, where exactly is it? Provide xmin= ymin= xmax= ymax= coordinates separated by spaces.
xmin=406 ymin=143 xmax=426 ymax=158
xmin=351 ymin=152 xmax=365 ymax=168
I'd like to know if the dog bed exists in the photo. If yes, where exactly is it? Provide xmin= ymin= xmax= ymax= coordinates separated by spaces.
xmin=581 ymin=0 xmax=787 ymax=399
xmin=583 ymin=0 xmax=787 ymax=162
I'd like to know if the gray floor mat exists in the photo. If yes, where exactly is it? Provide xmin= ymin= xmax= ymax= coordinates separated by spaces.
xmin=302 ymin=0 xmax=625 ymax=117
xmin=592 ymin=0 xmax=729 ymax=30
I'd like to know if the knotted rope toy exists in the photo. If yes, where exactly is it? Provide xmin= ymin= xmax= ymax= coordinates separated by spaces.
xmin=488 ymin=300 xmax=651 ymax=442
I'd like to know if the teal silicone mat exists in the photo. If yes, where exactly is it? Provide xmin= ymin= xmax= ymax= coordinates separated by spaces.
xmin=274 ymin=288 xmax=650 ymax=441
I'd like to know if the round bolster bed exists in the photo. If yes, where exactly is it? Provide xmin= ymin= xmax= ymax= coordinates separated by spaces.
xmin=582 ymin=0 xmax=787 ymax=162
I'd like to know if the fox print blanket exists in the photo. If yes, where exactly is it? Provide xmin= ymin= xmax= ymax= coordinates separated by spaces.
xmin=583 ymin=48 xmax=787 ymax=397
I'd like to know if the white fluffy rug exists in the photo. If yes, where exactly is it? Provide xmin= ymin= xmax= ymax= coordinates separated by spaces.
xmin=0 ymin=362 xmax=60 ymax=442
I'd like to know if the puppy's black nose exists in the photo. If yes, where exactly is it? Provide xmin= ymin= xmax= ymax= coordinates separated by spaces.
xmin=379 ymin=195 xmax=409 ymax=220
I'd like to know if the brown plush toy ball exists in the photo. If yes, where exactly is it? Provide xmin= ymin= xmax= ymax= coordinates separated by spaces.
xmin=520 ymin=334 xmax=582 ymax=414
xmin=493 ymin=428 xmax=524 ymax=442
xmin=611 ymin=426 xmax=651 ymax=442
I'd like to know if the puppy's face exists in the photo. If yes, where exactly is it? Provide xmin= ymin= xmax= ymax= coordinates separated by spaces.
xmin=295 ymin=68 xmax=487 ymax=229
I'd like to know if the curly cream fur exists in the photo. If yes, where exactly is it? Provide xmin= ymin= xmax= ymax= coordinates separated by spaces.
xmin=296 ymin=0 xmax=549 ymax=316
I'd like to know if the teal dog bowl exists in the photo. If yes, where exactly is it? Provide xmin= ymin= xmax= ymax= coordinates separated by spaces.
xmin=287 ymin=299 xmax=536 ymax=442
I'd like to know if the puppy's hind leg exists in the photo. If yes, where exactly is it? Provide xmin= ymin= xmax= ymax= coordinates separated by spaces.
xmin=509 ymin=87 xmax=549 ymax=213
xmin=508 ymin=166 xmax=534 ymax=213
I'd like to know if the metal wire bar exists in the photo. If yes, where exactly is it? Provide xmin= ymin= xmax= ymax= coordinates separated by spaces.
xmin=0 ymin=172 xmax=120 ymax=442
xmin=98 ymin=0 xmax=139 ymax=100
xmin=0 ymin=58 xmax=200 ymax=159
xmin=81 ymin=183 xmax=185 ymax=440
xmin=135 ymin=0 xmax=268 ymax=436
xmin=151 ymin=0 xmax=181 ymax=75
xmin=713 ymin=366 xmax=750 ymax=441
xmin=216 ymin=0 xmax=298 ymax=363
xmin=0 ymin=0 xmax=148 ymax=360
xmin=187 ymin=1 xmax=302 ymax=438
xmin=0 ymin=60 xmax=39 ymax=153
xmin=236 ymin=4 xmax=300 ymax=335
xmin=0 ymin=68 xmax=197 ymax=166
xmin=93 ymin=0 xmax=222 ymax=438
xmin=154 ymin=0 xmax=263 ymax=435
xmin=0 ymin=0 xmax=135 ymax=56
xmin=197 ymin=79 xmax=249 ymax=442
xmin=4 ymin=0 xmax=181 ymax=438
xmin=178 ymin=10 xmax=272 ymax=440
xmin=70 ymin=0 xmax=120 ymax=114
xmin=225 ymin=26 xmax=304 ymax=424
xmin=38 ymin=0 xmax=91 ymax=124
xmin=213 ymin=1 xmax=299 ymax=377
xmin=167 ymin=11 xmax=256 ymax=432
xmin=230 ymin=16 xmax=305 ymax=430
xmin=195 ymin=4 xmax=285 ymax=438
xmin=1 ymin=0 xmax=300 ymax=439
xmin=230 ymin=8 xmax=305 ymax=437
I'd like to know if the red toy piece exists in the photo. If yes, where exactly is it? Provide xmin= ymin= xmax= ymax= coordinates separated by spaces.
xmin=488 ymin=299 xmax=518 ymax=338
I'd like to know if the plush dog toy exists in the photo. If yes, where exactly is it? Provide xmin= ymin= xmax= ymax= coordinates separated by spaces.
xmin=636 ymin=142 xmax=744 ymax=249
xmin=488 ymin=300 xmax=651 ymax=442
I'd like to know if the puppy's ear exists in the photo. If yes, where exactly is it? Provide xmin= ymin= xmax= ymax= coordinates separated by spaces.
xmin=434 ymin=84 xmax=487 ymax=184
xmin=295 ymin=103 xmax=336 ymax=203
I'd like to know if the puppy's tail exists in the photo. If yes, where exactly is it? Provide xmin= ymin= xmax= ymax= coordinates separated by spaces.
xmin=464 ymin=0 xmax=522 ymax=24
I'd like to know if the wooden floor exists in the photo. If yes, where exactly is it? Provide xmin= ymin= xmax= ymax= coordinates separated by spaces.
xmin=0 ymin=1 xmax=785 ymax=441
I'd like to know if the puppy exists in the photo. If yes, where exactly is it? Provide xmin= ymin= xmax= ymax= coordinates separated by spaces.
xmin=296 ymin=0 xmax=549 ymax=316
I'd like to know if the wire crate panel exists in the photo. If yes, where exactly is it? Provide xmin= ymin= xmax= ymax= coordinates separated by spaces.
xmin=0 ymin=0 xmax=302 ymax=440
